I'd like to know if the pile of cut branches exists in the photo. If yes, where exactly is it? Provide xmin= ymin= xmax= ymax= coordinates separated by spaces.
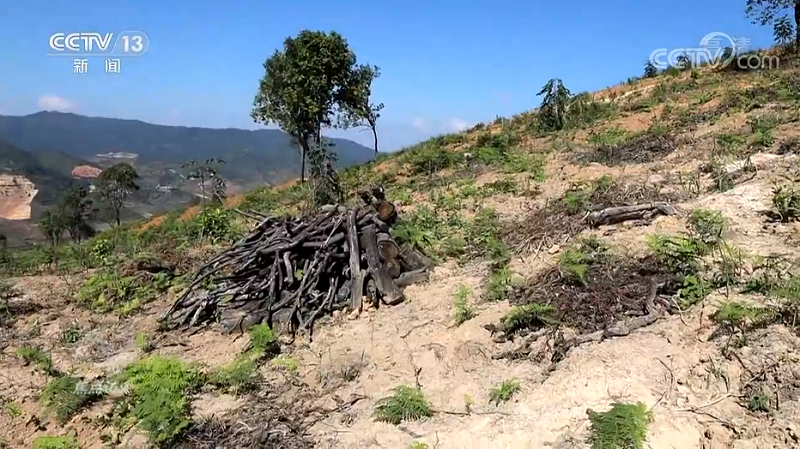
xmin=162 ymin=186 xmax=432 ymax=336
xmin=579 ymin=130 xmax=678 ymax=166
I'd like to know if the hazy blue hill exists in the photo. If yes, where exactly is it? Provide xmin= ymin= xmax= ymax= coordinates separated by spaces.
xmin=0 ymin=111 xmax=375 ymax=185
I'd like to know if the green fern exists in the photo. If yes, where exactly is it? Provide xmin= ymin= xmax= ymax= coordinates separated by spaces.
xmin=489 ymin=379 xmax=521 ymax=405
xmin=588 ymin=402 xmax=653 ymax=449
xmin=453 ymin=285 xmax=476 ymax=325
xmin=115 ymin=356 xmax=202 ymax=444
xmin=500 ymin=303 xmax=556 ymax=333
xmin=373 ymin=385 xmax=434 ymax=425
xmin=41 ymin=375 xmax=102 ymax=424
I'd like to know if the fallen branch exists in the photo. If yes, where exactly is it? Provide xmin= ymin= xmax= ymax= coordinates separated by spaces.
xmin=584 ymin=202 xmax=677 ymax=227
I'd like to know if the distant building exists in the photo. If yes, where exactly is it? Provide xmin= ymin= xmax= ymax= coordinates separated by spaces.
xmin=96 ymin=151 xmax=139 ymax=159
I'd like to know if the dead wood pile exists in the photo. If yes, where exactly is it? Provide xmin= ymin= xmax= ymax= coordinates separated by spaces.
xmin=162 ymin=186 xmax=433 ymax=335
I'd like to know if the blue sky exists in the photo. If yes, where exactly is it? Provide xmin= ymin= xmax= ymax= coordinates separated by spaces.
xmin=0 ymin=0 xmax=775 ymax=151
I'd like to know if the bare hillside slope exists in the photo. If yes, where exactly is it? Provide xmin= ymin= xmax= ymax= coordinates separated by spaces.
xmin=2 ymin=52 xmax=800 ymax=449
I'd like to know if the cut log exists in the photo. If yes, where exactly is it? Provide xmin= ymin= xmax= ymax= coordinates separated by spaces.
xmin=394 ymin=268 xmax=430 ymax=288
xmin=398 ymin=243 xmax=434 ymax=272
xmin=376 ymin=232 xmax=400 ymax=261
xmin=345 ymin=209 xmax=364 ymax=313
xmin=376 ymin=200 xmax=397 ymax=225
xmin=585 ymin=202 xmax=677 ymax=227
xmin=360 ymin=225 xmax=404 ymax=305
xmin=371 ymin=185 xmax=387 ymax=201
xmin=385 ymin=258 xmax=402 ymax=279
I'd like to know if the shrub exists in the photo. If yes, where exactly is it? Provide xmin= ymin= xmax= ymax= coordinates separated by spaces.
xmin=114 ymin=356 xmax=202 ymax=444
xmin=489 ymin=379 xmax=521 ymax=405
xmin=41 ymin=375 xmax=103 ymax=424
xmin=588 ymin=402 xmax=653 ymax=449
xmin=772 ymin=183 xmax=800 ymax=222
xmin=373 ymin=385 xmax=434 ymax=425
xmin=499 ymin=303 xmax=556 ymax=334
xmin=17 ymin=345 xmax=56 ymax=375
xmin=453 ymin=285 xmax=476 ymax=326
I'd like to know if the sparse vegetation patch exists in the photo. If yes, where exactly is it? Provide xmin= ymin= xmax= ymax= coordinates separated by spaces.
xmin=587 ymin=402 xmax=653 ymax=449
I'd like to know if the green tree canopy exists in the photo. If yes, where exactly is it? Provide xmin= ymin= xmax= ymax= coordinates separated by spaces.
xmin=746 ymin=0 xmax=799 ymax=53
xmin=537 ymin=78 xmax=572 ymax=132
xmin=643 ymin=61 xmax=658 ymax=78
xmin=96 ymin=163 xmax=140 ymax=226
xmin=251 ymin=30 xmax=381 ymax=182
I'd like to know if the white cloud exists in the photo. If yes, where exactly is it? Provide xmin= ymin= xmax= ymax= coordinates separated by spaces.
xmin=38 ymin=95 xmax=75 ymax=112
xmin=412 ymin=117 xmax=426 ymax=131
xmin=443 ymin=118 xmax=470 ymax=132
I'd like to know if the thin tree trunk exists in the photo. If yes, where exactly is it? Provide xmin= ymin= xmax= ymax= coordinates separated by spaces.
xmin=299 ymin=140 xmax=308 ymax=184
xmin=795 ymin=1 xmax=800 ymax=55
xmin=371 ymin=126 xmax=379 ymax=155
xmin=200 ymin=173 xmax=206 ymax=205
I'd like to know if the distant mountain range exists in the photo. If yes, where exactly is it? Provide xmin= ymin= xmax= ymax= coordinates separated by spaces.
xmin=0 ymin=112 xmax=376 ymax=246
xmin=0 ymin=111 xmax=375 ymax=186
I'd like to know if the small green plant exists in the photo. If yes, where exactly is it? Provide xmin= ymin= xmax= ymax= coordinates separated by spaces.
xmin=772 ymin=183 xmax=800 ymax=222
xmin=746 ymin=115 xmax=778 ymax=149
xmin=114 ymin=356 xmax=202 ymax=444
xmin=646 ymin=234 xmax=703 ymax=274
xmin=75 ymin=268 xmax=156 ymax=315
xmin=746 ymin=392 xmax=770 ymax=412
xmin=588 ymin=402 xmax=653 ymax=449
xmin=708 ymin=160 xmax=735 ymax=193
xmin=270 ymin=354 xmax=299 ymax=373
xmin=60 ymin=324 xmax=82 ymax=345
xmin=410 ymin=442 xmax=430 ymax=449
xmin=557 ymin=237 xmax=608 ymax=285
xmin=453 ymin=285 xmax=476 ymax=325
xmin=677 ymin=275 xmax=710 ymax=309
xmin=712 ymin=301 xmax=779 ymax=335
xmin=500 ymin=303 xmax=557 ymax=334
xmin=246 ymin=323 xmax=278 ymax=358
xmin=716 ymin=132 xmax=746 ymax=154
xmin=41 ymin=375 xmax=103 ymax=424
xmin=373 ymin=385 xmax=434 ymax=425
xmin=688 ymin=209 xmax=725 ymax=249
xmin=489 ymin=379 xmax=521 ymax=405
xmin=32 ymin=435 xmax=80 ymax=449
xmin=209 ymin=354 xmax=261 ymax=394
xmin=17 ymin=345 xmax=56 ymax=375
xmin=483 ymin=263 xmax=514 ymax=302
xmin=135 ymin=331 xmax=153 ymax=352
xmin=2 ymin=397 xmax=22 ymax=418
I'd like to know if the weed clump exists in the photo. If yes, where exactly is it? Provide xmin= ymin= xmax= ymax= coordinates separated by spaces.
xmin=114 ymin=356 xmax=202 ymax=444
xmin=771 ymin=182 xmax=800 ymax=222
xmin=40 ymin=375 xmax=103 ymax=424
xmin=76 ymin=266 xmax=171 ymax=315
xmin=489 ymin=379 xmax=522 ymax=405
xmin=245 ymin=323 xmax=279 ymax=358
xmin=453 ymin=285 xmax=476 ymax=326
xmin=32 ymin=435 xmax=80 ymax=449
xmin=209 ymin=355 xmax=261 ymax=395
xmin=587 ymin=402 xmax=653 ymax=449
xmin=373 ymin=385 xmax=434 ymax=425
xmin=17 ymin=345 xmax=56 ymax=375
xmin=499 ymin=303 xmax=557 ymax=334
